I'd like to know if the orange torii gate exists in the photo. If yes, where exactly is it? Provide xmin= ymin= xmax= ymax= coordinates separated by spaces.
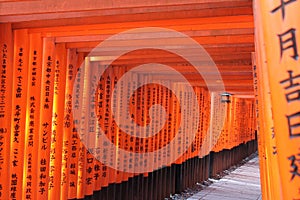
xmin=1 ymin=0 xmax=298 ymax=199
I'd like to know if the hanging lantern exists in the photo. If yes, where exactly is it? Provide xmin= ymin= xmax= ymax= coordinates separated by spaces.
xmin=221 ymin=92 xmax=232 ymax=103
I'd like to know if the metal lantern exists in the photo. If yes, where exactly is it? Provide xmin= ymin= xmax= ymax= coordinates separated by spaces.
xmin=221 ymin=92 xmax=232 ymax=103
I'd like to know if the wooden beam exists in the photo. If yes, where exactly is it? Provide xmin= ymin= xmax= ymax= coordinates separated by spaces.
xmin=109 ymin=64 xmax=252 ymax=73
xmin=133 ymin=71 xmax=253 ymax=77
xmin=26 ymin=16 xmax=253 ymax=37
xmin=87 ymin=50 xmax=251 ymax=61
xmin=54 ymin=28 xmax=254 ymax=43
xmin=77 ymin=44 xmax=255 ymax=55
xmin=0 ymin=0 xmax=252 ymax=17
xmin=0 ymin=0 xmax=34 ymax=2
xmin=147 ymin=74 xmax=252 ymax=81
xmin=4 ymin=1 xmax=252 ymax=24
xmin=86 ymin=60 xmax=252 ymax=68
xmin=85 ymin=55 xmax=251 ymax=68
xmin=160 ymin=82 xmax=254 ymax=91
xmin=9 ymin=6 xmax=252 ymax=29
xmin=88 ymin=60 xmax=253 ymax=68
xmin=64 ymin=35 xmax=253 ymax=49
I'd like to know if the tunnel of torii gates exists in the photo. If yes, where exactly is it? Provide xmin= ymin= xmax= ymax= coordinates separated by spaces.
xmin=0 ymin=0 xmax=299 ymax=200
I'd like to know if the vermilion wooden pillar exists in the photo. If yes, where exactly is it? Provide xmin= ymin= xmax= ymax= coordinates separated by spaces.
xmin=10 ymin=29 xmax=29 ymax=200
xmin=254 ymin=0 xmax=300 ymax=199
xmin=0 ymin=23 xmax=13 ymax=200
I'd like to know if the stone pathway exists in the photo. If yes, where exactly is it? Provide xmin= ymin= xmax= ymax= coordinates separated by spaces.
xmin=187 ymin=156 xmax=261 ymax=200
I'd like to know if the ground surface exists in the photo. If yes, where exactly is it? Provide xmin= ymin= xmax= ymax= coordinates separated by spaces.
xmin=168 ymin=154 xmax=262 ymax=200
